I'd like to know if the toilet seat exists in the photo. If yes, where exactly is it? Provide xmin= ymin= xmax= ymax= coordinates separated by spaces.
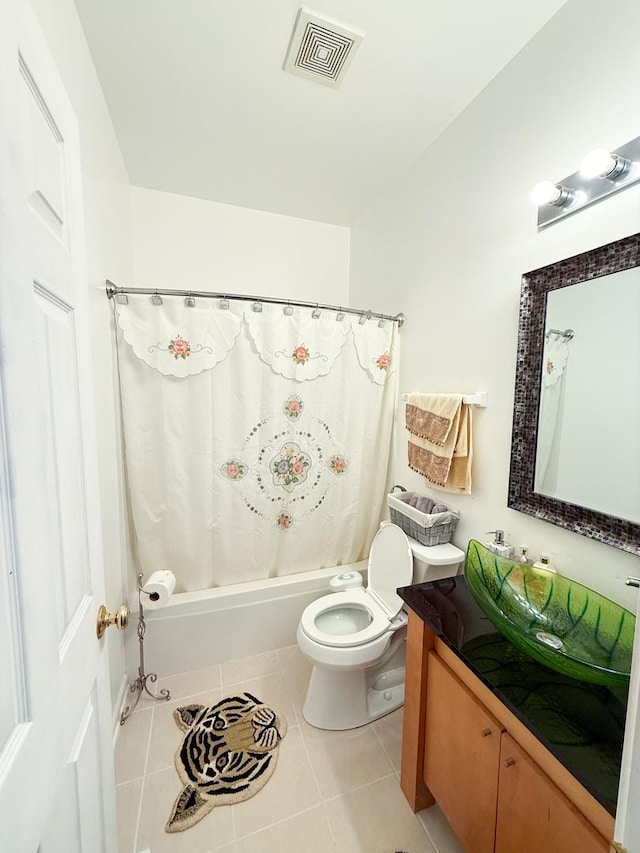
xmin=300 ymin=587 xmax=392 ymax=647
xmin=299 ymin=524 xmax=413 ymax=649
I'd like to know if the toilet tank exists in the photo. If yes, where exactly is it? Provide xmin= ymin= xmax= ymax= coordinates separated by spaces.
xmin=409 ymin=538 xmax=465 ymax=583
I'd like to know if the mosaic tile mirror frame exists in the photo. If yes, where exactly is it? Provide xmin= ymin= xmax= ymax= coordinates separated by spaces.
xmin=508 ymin=230 xmax=640 ymax=556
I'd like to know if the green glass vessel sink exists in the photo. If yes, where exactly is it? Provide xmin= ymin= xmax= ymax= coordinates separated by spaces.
xmin=464 ymin=539 xmax=635 ymax=686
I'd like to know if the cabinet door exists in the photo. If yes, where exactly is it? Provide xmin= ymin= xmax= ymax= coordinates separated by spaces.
xmin=496 ymin=734 xmax=608 ymax=853
xmin=424 ymin=653 xmax=503 ymax=853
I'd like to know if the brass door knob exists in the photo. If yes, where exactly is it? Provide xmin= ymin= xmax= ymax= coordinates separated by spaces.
xmin=96 ymin=604 xmax=130 ymax=639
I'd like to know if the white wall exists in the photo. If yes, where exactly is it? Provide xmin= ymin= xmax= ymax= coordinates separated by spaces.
xmin=130 ymin=187 xmax=350 ymax=304
xmin=29 ymin=0 xmax=134 ymax=720
xmin=350 ymin=0 xmax=640 ymax=610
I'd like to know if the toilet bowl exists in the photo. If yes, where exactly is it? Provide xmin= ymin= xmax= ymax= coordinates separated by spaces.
xmin=297 ymin=523 xmax=465 ymax=730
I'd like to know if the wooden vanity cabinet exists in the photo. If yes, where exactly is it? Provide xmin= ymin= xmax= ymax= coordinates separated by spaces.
xmin=401 ymin=610 xmax=614 ymax=853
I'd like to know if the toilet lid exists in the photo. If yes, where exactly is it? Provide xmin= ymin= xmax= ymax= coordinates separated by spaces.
xmin=367 ymin=524 xmax=413 ymax=618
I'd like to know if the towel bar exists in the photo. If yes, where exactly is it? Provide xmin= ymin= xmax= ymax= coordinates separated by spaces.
xmin=401 ymin=392 xmax=488 ymax=408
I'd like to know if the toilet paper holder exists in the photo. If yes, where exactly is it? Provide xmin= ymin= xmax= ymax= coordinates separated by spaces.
xmin=120 ymin=572 xmax=172 ymax=725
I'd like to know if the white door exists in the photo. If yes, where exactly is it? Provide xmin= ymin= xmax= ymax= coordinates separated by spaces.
xmin=0 ymin=1 xmax=117 ymax=851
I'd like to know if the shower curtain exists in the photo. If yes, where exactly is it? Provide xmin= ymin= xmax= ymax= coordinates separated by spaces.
xmin=534 ymin=332 xmax=571 ymax=495
xmin=114 ymin=295 xmax=399 ymax=592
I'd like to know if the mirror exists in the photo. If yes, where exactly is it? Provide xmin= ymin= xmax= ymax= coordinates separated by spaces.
xmin=508 ymin=231 xmax=640 ymax=555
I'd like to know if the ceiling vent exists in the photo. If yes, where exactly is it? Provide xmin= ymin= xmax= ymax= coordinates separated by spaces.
xmin=283 ymin=7 xmax=364 ymax=89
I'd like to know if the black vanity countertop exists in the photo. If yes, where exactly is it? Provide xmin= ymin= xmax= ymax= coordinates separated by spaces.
xmin=398 ymin=576 xmax=627 ymax=817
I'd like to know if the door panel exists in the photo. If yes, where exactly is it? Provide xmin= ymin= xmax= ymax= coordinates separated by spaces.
xmin=424 ymin=652 xmax=504 ymax=853
xmin=20 ymin=55 xmax=67 ymax=246
xmin=34 ymin=283 xmax=90 ymax=639
xmin=40 ymin=691 xmax=107 ymax=853
xmin=495 ymin=733 xmax=608 ymax=853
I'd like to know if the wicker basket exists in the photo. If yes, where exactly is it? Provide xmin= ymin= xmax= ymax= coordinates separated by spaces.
xmin=387 ymin=488 xmax=459 ymax=546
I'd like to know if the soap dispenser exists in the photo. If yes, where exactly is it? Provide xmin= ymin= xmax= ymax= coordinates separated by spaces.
xmin=485 ymin=530 xmax=514 ymax=559
xmin=532 ymin=553 xmax=556 ymax=573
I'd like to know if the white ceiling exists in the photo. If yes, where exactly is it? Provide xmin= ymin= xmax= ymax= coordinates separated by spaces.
xmin=73 ymin=0 xmax=568 ymax=226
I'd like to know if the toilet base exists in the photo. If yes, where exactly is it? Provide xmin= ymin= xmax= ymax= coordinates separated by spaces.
xmin=302 ymin=631 xmax=406 ymax=730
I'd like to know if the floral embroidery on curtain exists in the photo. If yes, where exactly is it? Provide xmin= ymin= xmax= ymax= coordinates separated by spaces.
xmin=218 ymin=393 xmax=351 ymax=533
xmin=116 ymin=295 xmax=242 ymax=376
xmin=114 ymin=296 xmax=398 ymax=592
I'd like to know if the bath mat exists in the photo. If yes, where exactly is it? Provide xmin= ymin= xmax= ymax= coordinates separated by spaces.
xmin=165 ymin=692 xmax=287 ymax=833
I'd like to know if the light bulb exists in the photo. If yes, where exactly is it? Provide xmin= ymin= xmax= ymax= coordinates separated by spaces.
xmin=580 ymin=148 xmax=617 ymax=179
xmin=530 ymin=180 xmax=564 ymax=207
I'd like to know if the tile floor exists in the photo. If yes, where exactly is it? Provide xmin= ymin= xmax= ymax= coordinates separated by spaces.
xmin=115 ymin=646 xmax=464 ymax=853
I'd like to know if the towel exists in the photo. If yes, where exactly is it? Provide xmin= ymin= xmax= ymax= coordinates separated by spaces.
xmin=406 ymin=394 xmax=473 ymax=494
xmin=405 ymin=393 xmax=463 ymax=446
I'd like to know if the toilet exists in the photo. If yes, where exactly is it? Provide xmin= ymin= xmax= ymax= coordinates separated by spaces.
xmin=297 ymin=522 xmax=465 ymax=730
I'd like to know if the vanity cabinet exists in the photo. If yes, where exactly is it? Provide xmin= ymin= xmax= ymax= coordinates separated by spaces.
xmin=400 ymin=609 xmax=614 ymax=853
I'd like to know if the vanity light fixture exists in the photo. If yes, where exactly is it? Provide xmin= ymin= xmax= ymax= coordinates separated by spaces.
xmin=580 ymin=148 xmax=633 ymax=181
xmin=531 ymin=133 xmax=640 ymax=228
xmin=530 ymin=180 xmax=574 ymax=208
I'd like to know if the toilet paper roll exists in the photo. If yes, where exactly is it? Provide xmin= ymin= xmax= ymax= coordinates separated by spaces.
xmin=142 ymin=570 xmax=176 ymax=610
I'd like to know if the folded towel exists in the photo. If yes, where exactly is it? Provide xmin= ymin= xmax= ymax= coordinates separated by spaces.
xmin=405 ymin=393 xmax=463 ymax=446
xmin=407 ymin=398 xmax=473 ymax=494
xmin=415 ymin=496 xmax=436 ymax=514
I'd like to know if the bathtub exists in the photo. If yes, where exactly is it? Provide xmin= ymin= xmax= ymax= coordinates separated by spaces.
xmin=137 ymin=560 xmax=369 ymax=677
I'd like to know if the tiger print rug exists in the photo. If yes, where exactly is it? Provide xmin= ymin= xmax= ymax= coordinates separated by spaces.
xmin=166 ymin=691 xmax=287 ymax=833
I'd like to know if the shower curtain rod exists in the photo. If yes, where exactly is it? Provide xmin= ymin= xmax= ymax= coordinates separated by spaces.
xmin=105 ymin=280 xmax=405 ymax=328
xmin=546 ymin=327 xmax=574 ymax=340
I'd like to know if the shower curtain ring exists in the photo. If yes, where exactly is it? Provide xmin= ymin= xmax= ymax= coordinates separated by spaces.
xmin=312 ymin=303 xmax=321 ymax=319
xmin=336 ymin=307 xmax=345 ymax=322
xmin=284 ymin=301 xmax=294 ymax=316
xmin=151 ymin=289 xmax=163 ymax=306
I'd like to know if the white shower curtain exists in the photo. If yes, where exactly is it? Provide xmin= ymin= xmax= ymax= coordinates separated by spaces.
xmin=534 ymin=333 xmax=570 ymax=494
xmin=114 ymin=295 xmax=399 ymax=592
